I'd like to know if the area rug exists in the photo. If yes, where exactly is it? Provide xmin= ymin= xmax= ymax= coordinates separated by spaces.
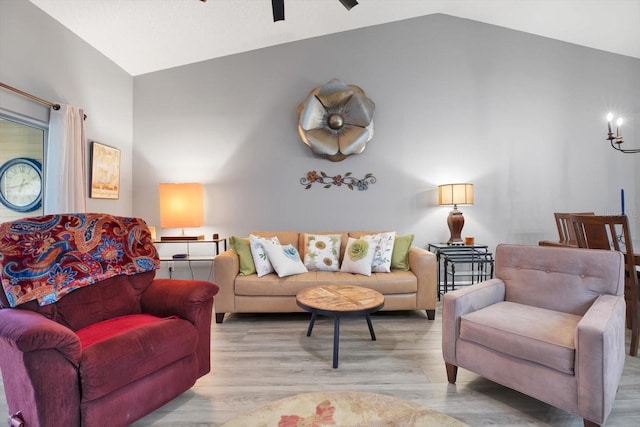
xmin=220 ymin=391 xmax=467 ymax=427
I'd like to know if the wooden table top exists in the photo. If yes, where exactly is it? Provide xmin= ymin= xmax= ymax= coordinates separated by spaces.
xmin=296 ymin=284 xmax=384 ymax=313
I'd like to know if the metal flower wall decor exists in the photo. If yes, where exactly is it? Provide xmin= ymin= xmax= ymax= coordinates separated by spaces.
xmin=300 ymin=171 xmax=376 ymax=191
xmin=297 ymin=79 xmax=375 ymax=162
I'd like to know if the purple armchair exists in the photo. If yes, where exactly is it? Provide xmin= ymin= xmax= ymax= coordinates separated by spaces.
xmin=443 ymin=244 xmax=626 ymax=427
xmin=0 ymin=214 xmax=219 ymax=427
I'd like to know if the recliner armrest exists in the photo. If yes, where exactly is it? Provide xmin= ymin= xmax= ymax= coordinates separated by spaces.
xmin=0 ymin=309 xmax=81 ymax=364
xmin=141 ymin=278 xmax=219 ymax=324
xmin=576 ymin=294 xmax=626 ymax=424
xmin=442 ymin=279 xmax=505 ymax=364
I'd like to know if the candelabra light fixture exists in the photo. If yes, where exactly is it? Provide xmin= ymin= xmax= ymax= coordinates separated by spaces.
xmin=606 ymin=112 xmax=639 ymax=153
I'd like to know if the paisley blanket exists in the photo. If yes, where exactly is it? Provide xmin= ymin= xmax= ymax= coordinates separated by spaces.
xmin=0 ymin=213 xmax=159 ymax=307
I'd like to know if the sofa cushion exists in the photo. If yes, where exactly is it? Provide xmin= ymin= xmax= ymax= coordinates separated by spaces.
xmin=229 ymin=236 xmax=256 ymax=276
xmin=235 ymin=271 xmax=417 ymax=296
xmin=460 ymin=301 xmax=581 ymax=375
xmin=391 ymin=234 xmax=414 ymax=271
xmin=366 ymin=232 xmax=396 ymax=273
xmin=303 ymin=233 xmax=341 ymax=271
xmin=251 ymin=231 xmax=300 ymax=251
xmin=299 ymin=231 xmax=349 ymax=262
xmin=341 ymin=236 xmax=379 ymax=276
xmin=77 ymin=314 xmax=198 ymax=402
xmin=262 ymin=242 xmax=308 ymax=277
xmin=249 ymin=235 xmax=279 ymax=277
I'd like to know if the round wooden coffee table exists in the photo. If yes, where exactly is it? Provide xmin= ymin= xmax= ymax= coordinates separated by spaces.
xmin=296 ymin=284 xmax=384 ymax=368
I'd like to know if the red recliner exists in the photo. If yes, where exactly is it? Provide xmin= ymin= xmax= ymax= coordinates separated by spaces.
xmin=0 ymin=214 xmax=219 ymax=427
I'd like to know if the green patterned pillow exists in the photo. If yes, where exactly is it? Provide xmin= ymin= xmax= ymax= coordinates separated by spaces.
xmin=391 ymin=234 xmax=414 ymax=271
xmin=303 ymin=233 xmax=341 ymax=271
xmin=229 ymin=236 xmax=256 ymax=276
xmin=340 ymin=236 xmax=379 ymax=276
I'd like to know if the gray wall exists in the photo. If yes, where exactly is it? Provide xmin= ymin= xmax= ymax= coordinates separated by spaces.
xmin=0 ymin=0 xmax=133 ymax=216
xmin=133 ymin=14 xmax=640 ymax=251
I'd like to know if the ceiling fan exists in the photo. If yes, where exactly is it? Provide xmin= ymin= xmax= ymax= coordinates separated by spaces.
xmin=271 ymin=0 xmax=358 ymax=22
xmin=199 ymin=1 xmax=359 ymax=22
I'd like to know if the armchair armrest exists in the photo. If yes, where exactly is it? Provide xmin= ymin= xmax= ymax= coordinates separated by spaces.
xmin=142 ymin=278 xmax=219 ymax=377
xmin=0 ymin=309 xmax=82 ymax=426
xmin=141 ymin=278 xmax=219 ymax=323
xmin=576 ymin=294 xmax=626 ymax=424
xmin=442 ymin=279 xmax=505 ymax=364
xmin=0 ymin=309 xmax=81 ymax=364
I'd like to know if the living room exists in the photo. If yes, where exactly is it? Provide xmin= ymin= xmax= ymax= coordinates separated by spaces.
xmin=1 ymin=0 xmax=639 ymax=425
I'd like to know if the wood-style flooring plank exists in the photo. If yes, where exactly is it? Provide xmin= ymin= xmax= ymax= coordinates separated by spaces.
xmin=1 ymin=303 xmax=639 ymax=426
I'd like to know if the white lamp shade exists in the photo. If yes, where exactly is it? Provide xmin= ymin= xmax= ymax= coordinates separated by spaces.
xmin=438 ymin=183 xmax=474 ymax=206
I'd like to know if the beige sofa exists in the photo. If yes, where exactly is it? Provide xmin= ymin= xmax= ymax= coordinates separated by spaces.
xmin=213 ymin=231 xmax=437 ymax=323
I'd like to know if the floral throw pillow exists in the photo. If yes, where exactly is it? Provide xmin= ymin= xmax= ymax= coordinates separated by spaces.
xmin=249 ymin=234 xmax=279 ymax=277
xmin=262 ymin=242 xmax=308 ymax=277
xmin=364 ymin=232 xmax=396 ymax=273
xmin=303 ymin=233 xmax=341 ymax=271
xmin=340 ymin=236 xmax=379 ymax=276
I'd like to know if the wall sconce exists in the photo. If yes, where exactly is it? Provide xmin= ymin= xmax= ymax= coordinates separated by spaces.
xmin=606 ymin=113 xmax=639 ymax=153
xmin=438 ymin=183 xmax=474 ymax=245
xmin=159 ymin=183 xmax=205 ymax=241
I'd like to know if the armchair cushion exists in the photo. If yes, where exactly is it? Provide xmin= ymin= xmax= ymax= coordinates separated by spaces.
xmin=77 ymin=314 xmax=197 ymax=402
xmin=460 ymin=301 xmax=581 ymax=374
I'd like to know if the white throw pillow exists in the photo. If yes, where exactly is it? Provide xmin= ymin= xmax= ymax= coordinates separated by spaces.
xmin=303 ymin=233 xmax=341 ymax=271
xmin=262 ymin=242 xmax=308 ymax=277
xmin=364 ymin=232 xmax=396 ymax=273
xmin=249 ymin=234 xmax=279 ymax=277
xmin=340 ymin=236 xmax=379 ymax=276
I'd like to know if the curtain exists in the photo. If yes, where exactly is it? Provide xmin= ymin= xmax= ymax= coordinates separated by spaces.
xmin=44 ymin=104 xmax=87 ymax=214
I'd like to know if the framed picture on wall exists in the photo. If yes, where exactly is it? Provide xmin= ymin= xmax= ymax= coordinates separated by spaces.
xmin=90 ymin=141 xmax=120 ymax=199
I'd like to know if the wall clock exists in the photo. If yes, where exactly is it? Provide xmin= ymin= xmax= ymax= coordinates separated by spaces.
xmin=0 ymin=157 xmax=43 ymax=212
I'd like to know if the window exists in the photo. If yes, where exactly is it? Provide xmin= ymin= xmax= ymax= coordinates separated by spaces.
xmin=0 ymin=116 xmax=46 ymax=222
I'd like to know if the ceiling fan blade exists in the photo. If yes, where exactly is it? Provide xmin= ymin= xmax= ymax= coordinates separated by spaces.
xmin=339 ymin=0 xmax=359 ymax=10
xmin=272 ymin=0 xmax=284 ymax=21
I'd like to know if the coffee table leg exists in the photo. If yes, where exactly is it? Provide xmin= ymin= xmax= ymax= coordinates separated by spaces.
xmin=366 ymin=314 xmax=376 ymax=341
xmin=306 ymin=311 xmax=316 ymax=336
xmin=333 ymin=316 xmax=340 ymax=368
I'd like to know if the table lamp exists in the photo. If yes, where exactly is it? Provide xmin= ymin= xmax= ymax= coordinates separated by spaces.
xmin=159 ymin=183 xmax=205 ymax=241
xmin=438 ymin=183 xmax=474 ymax=245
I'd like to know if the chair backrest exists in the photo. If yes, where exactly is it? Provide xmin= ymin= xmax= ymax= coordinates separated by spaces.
xmin=554 ymin=212 xmax=594 ymax=245
xmin=495 ymin=244 xmax=624 ymax=316
xmin=572 ymin=214 xmax=638 ymax=288
xmin=571 ymin=214 xmax=639 ymax=356
xmin=0 ymin=213 xmax=159 ymax=330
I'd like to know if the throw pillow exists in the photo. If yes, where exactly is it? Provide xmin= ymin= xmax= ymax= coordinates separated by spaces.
xmin=303 ymin=233 xmax=341 ymax=271
xmin=261 ymin=242 xmax=308 ymax=277
xmin=340 ymin=236 xmax=379 ymax=276
xmin=364 ymin=231 xmax=396 ymax=273
xmin=249 ymin=234 xmax=279 ymax=277
xmin=229 ymin=236 xmax=256 ymax=276
xmin=391 ymin=234 xmax=414 ymax=271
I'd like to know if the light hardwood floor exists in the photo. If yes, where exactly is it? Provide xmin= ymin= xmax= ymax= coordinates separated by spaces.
xmin=2 ymin=303 xmax=639 ymax=426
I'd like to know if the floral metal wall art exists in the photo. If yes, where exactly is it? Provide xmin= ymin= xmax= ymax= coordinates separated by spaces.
xmin=297 ymin=78 xmax=375 ymax=162
xmin=301 ymin=171 xmax=376 ymax=191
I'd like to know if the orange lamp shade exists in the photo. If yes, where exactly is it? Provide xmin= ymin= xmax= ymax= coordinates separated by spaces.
xmin=159 ymin=183 xmax=204 ymax=229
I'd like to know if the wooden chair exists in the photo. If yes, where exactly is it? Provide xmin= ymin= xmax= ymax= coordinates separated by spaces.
xmin=571 ymin=214 xmax=639 ymax=357
xmin=539 ymin=212 xmax=595 ymax=247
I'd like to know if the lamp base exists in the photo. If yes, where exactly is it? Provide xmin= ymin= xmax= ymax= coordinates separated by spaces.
xmin=447 ymin=210 xmax=465 ymax=245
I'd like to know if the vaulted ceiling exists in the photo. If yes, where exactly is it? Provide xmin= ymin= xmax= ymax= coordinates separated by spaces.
xmin=29 ymin=0 xmax=640 ymax=76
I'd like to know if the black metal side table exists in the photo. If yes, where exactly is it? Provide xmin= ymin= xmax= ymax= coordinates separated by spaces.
xmin=427 ymin=243 xmax=494 ymax=298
